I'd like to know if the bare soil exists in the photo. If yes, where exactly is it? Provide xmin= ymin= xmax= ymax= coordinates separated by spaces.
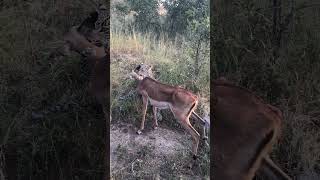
xmin=110 ymin=122 xmax=209 ymax=179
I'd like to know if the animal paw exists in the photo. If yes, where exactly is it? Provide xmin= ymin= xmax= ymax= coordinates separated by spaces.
xmin=136 ymin=130 xmax=142 ymax=135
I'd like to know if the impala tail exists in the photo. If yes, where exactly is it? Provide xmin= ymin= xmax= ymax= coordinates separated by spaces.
xmin=191 ymin=112 xmax=210 ymax=127
xmin=191 ymin=112 xmax=209 ymax=141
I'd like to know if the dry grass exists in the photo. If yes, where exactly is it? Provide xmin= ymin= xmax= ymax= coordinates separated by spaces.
xmin=110 ymin=29 xmax=210 ymax=178
xmin=0 ymin=1 xmax=107 ymax=179
xmin=213 ymin=0 xmax=320 ymax=178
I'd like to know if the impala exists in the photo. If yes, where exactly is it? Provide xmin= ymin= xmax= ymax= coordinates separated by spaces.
xmin=54 ymin=4 xmax=109 ymax=180
xmin=129 ymin=64 xmax=209 ymax=158
xmin=58 ymin=4 xmax=108 ymax=112
xmin=213 ymin=78 xmax=291 ymax=180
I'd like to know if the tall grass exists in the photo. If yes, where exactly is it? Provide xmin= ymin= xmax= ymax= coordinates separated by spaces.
xmin=0 ymin=1 xmax=107 ymax=179
xmin=110 ymin=29 xmax=210 ymax=178
xmin=213 ymin=0 xmax=320 ymax=178
xmin=111 ymin=29 xmax=210 ymax=123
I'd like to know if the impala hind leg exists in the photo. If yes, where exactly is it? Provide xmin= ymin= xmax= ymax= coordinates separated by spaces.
xmin=137 ymin=94 xmax=148 ymax=135
xmin=152 ymin=106 xmax=158 ymax=129
xmin=176 ymin=113 xmax=200 ymax=159
xmin=185 ymin=122 xmax=200 ymax=159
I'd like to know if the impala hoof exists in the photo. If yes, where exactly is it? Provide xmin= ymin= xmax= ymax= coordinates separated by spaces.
xmin=153 ymin=126 xmax=158 ymax=130
xmin=202 ymin=136 xmax=208 ymax=141
xmin=136 ymin=130 xmax=142 ymax=135
xmin=193 ymin=155 xmax=197 ymax=160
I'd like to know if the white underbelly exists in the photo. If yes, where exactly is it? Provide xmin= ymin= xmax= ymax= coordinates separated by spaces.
xmin=148 ymin=98 xmax=171 ymax=110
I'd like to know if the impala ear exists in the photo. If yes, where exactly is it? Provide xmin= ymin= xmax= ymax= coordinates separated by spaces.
xmin=135 ymin=65 xmax=141 ymax=71
xmin=77 ymin=11 xmax=99 ymax=33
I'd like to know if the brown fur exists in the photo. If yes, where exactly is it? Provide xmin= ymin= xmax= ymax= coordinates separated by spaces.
xmin=87 ymin=55 xmax=108 ymax=104
xmin=63 ymin=26 xmax=108 ymax=101
xmin=59 ymin=9 xmax=109 ymax=180
xmin=132 ymin=68 xmax=202 ymax=156
xmin=213 ymin=78 xmax=291 ymax=180
xmin=63 ymin=26 xmax=106 ymax=57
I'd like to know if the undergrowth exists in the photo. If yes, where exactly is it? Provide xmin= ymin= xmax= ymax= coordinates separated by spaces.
xmin=213 ymin=0 xmax=320 ymax=179
xmin=111 ymin=30 xmax=210 ymax=122
xmin=110 ymin=29 xmax=210 ymax=178
xmin=1 ymin=1 xmax=106 ymax=179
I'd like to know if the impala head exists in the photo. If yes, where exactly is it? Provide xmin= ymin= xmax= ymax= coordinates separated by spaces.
xmin=58 ymin=3 xmax=107 ymax=57
xmin=129 ymin=64 xmax=154 ymax=80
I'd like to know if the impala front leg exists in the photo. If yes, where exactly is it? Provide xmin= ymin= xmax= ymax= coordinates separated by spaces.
xmin=152 ymin=106 xmax=158 ymax=129
xmin=137 ymin=94 xmax=148 ymax=135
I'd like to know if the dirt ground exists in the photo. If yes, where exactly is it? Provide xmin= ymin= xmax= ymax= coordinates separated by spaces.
xmin=110 ymin=122 xmax=210 ymax=179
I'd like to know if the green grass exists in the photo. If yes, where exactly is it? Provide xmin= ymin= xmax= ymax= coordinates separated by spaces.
xmin=110 ymin=30 xmax=210 ymax=121
xmin=110 ymin=29 xmax=210 ymax=179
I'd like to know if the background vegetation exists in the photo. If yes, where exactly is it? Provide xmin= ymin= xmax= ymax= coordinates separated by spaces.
xmin=110 ymin=0 xmax=210 ymax=179
xmin=4 ymin=0 xmax=316 ymax=179
xmin=0 ymin=0 xmax=107 ymax=179
xmin=213 ymin=0 xmax=320 ymax=179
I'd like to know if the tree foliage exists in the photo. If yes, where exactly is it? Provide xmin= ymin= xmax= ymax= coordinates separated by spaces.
xmin=112 ymin=0 xmax=209 ymax=38
xmin=127 ymin=0 xmax=160 ymax=33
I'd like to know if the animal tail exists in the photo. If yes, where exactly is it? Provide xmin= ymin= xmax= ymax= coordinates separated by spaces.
xmin=191 ymin=112 xmax=209 ymax=126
